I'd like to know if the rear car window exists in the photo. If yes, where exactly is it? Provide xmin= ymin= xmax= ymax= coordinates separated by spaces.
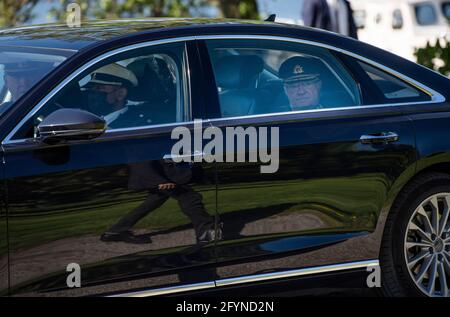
xmin=205 ymin=39 xmax=361 ymax=118
xmin=357 ymin=61 xmax=431 ymax=102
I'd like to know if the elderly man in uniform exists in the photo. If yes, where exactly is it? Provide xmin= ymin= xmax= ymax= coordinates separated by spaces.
xmin=278 ymin=56 xmax=324 ymax=111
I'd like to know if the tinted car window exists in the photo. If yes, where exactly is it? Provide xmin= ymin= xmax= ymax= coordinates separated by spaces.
xmin=12 ymin=42 xmax=187 ymax=140
xmin=206 ymin=39 xmax=361 ymax=118
xmin=414 ymin=3 xmax=438 ymax=25
xmin=357 ymin=60 xmax=431 ymax=102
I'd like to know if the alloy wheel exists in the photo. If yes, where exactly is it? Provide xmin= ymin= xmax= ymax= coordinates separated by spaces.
xmin=404 ymin=193 xmax=450 ymax=297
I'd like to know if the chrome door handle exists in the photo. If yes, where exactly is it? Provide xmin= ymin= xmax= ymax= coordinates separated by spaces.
xmin=360 ymin=132 xmax=399 ymax=144
xmin=163 ymin=150 xmax=204 ymax=162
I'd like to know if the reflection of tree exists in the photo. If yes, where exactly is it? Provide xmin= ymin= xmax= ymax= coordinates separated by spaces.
xmin=0 ymin=19 xmax=218 ymax=43
xmin=8 ymin=164 xmax=140 ymax=215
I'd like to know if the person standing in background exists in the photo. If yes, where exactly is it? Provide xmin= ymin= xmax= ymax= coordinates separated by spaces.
xmin=302 ymin=0 xmax=333 ymax=31
xmin=326 ymin=0 xmax=358 ymax=39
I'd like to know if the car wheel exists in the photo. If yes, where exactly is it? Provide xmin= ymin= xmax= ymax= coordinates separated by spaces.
xmin=380 ymin=173 xmax=450 ymax=297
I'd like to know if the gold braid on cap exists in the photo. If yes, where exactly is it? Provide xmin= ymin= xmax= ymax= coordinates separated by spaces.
xmin=283 ymin=63 xmax=320 ymax=84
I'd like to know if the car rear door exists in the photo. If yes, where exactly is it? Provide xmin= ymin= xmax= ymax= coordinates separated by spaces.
xmin=198 ymin=36 xmax=433 ymax=285
xmin=2 ymin=39 xmax=219 ymax=296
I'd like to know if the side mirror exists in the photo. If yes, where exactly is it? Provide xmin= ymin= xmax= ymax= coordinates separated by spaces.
xmin=37 ymin=108 xmax=106 ymax=143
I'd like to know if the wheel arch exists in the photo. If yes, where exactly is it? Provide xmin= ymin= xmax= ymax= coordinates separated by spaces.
xmin=377 ymin=160 xmax=450 ymax=254
xmin=377 ymin=160 xmax=450 ymax=296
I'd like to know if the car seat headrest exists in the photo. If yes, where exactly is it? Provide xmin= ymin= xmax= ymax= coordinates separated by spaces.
xmin=214 ymin=55 xmax=264 ymax=89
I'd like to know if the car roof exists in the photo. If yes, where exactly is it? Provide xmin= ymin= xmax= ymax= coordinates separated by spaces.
xmin=0 ymin=18 xmax=307 ymax=51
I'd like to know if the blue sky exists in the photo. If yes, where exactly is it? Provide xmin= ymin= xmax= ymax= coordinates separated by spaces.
xmin=29 ymin=0 xmax=55 ymax=24
xmin=257 ymin=0 xmax=304 ymax=21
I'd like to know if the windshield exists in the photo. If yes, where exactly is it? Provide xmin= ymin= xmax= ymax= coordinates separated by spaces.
xmin=0 ymin=46 xmax=73 ymax=116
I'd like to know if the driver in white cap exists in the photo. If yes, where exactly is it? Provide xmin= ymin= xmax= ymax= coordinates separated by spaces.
xmin=84 ymin=63 xmax=139 ymax=128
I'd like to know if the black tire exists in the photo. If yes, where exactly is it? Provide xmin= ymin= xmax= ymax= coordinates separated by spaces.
xmin=380 ymin=172 xmax=450 ymax=297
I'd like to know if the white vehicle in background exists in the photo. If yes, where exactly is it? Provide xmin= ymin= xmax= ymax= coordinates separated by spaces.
xmin=349 ymin=0 xmax=450 ymax=61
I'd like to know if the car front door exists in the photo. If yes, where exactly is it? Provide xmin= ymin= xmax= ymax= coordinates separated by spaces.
xmin=199 ymin=37 xmax=428 ymax=284
xmin=2 ymin=39 xmax=219 ymax=296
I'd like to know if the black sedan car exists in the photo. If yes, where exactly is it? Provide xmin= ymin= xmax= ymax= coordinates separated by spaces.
xmin=0 ymin=18 xmax=448 ymax=297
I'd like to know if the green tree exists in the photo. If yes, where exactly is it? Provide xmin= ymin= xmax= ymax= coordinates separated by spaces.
xmin=415 ymin=39 xmax=450 ymax=76
xmin=52 ymin=0 xmax=259 ymax=21
xmin=218 ymin=0 xmax=259 ymax=19
xmin=0 ymin=0 xmax=261 ymax=27
xmin=0 ymin=0 xmax=39 ymax=27
xmin=52 ymin=0 xmax=208 ymax=20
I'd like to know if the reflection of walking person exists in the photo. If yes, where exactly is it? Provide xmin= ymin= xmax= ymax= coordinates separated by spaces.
xmin=101 ymin=160 xmax=220 ymax=244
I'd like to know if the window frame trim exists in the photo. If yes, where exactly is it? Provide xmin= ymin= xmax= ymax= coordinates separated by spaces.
xmin=2 ymin=34 xmax=445 ymax=145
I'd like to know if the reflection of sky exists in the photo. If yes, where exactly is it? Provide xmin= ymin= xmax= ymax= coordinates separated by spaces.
xmin=28 ymin=0 xmax=304 ymax=25
xmin=261 ymin=232 xmax=362 ymax=253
